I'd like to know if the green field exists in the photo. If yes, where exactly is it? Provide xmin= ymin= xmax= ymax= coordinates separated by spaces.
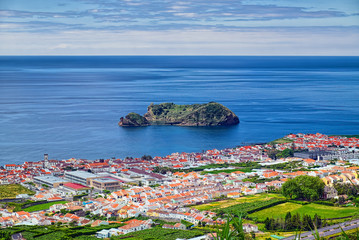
xmin=269 ymin=137 xmax=294 ymax=145
xmin=1 ymin=224 xmax=122 ymax=240
xmin=23 ymin=201 xmax=68 ymax=212
xmin=113 ymin=228 xmax=205 ymax=240
xmin=249 ymin=202 xmax=358 ymax=221
xmin=0 ymin=184 xmax=35 ymax=199
xmin=0 ymin=223 xmax=204 ymax=240
xmin=193 ymin=193 xmax=285 ymax=211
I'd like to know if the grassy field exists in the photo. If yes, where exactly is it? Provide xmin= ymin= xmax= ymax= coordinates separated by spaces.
xmin=0 ymin=184 xmax=35 ymax=199
xmin=193 ymin=193 xmax=285 ymax=211
xmin=269 ymin=137 xmax=294 ymax=145
xmin=23 ymin=201 xmax=68 ymax=212
xmin=249 ymin=202 xmax=358 ymax=221
xmin=1 ymin=224 xmax=122 ymax=240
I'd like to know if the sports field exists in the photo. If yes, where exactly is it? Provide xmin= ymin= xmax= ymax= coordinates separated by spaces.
xmin=23 ymin=201 xmax=68 ymax=212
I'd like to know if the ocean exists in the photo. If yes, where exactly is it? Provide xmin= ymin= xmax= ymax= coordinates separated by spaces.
xmin=0 ymin=56 xmax=358 ymax=165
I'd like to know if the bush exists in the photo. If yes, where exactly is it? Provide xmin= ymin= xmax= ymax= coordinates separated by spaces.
xmin=287 ymin=200 xmax=309 ymax=205
xmin=313 ymin=201 xmax=335 ymax=206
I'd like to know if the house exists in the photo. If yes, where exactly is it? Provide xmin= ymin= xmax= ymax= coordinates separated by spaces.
xmin=227 ymin=192 xmax=241 ymax=198
xmin=302 ymin=158 xmax=316 ymax=167
xmin=174 ymin=222 xmax=186 ymax=230
xmin=266 ymin=180 xmax=283 ymax=189
xmin=49 ymin=203 xmax=66 ymax=212
xmin=96 ymin=228 xmax=121 ymax=238
xmin=91 ymin=220 xmax=109 ymax=227
xmin=243 ymin=223 xmax=258 ymax=233
xmin=263 ymin=171 xmax=280 ymax=178
xmin=323 ymin=186 xmax=338 ymax=199
xmin=162 ymin=224 xmax=175 ymax=229
xmin=96 ymin=229 xmax=110 ymax=239
xmin=0 ymin=217 xmax=14 ymax=227
xmin=118 ymin=219 xmax=152 ymax=234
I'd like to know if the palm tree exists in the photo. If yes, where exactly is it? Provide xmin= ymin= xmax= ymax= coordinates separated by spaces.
xmin=212 ymin=213 xmax=245 ymax=240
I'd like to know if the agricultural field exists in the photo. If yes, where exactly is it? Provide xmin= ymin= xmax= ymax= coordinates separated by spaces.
xmin=217 ymin=198 xmax=285 ymax=215
xmin=23 ymin=201 xmax=68 ymax=212
xmin=112 ymin=228 xmax=205 ymax=240
xmin=0 ymin=184 xmax=35 ymax=199
xmin=193 ymin=193 xmax=285 ymax=211
xmin=0 ymin=224 xmax=122 ymax=240
xmin=249 ymin=202 xmax=358 ymax=221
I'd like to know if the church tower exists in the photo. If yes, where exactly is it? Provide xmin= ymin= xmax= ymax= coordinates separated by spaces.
xmin=44 ymin=153 xmax=49 ymax=168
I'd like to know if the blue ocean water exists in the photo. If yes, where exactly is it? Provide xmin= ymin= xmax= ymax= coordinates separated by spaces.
xmin=0 ymin=56 xmax=358 ymax=165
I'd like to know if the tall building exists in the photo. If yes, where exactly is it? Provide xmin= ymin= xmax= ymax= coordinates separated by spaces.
xmin=43 ymin=153 xmax=49 ymax=168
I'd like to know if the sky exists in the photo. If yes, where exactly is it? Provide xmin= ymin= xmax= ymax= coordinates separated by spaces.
xmin=0 ymin=0 xmax=358 ymax=55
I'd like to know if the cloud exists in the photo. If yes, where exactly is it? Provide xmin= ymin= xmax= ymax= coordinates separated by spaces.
xmin=1 ymin=27 xmax=358 ymax=55
xmin=51 ymin=43 xmax=71 ymax=49
xmin=0 ymin=0 xmax=358 ymax=55
xmin=0 ymin=0 xmax=356 ymax=33
xmin=0 ymin=20 xmax=85 ymax=33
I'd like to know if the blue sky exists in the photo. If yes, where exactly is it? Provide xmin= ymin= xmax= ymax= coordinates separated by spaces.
xmin=0 ymin=0 xmax=358 ymax=55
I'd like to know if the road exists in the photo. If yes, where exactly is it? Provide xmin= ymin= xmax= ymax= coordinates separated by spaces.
xmin=282 ymin=219 xmax=359 ymax=240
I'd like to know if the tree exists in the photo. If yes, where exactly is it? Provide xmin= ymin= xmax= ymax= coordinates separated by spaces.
xmin=264 ymin=217 xmax=271 ymax=230
xmin=0 ymin=231 xmax=11 ymax=240
xmin=282 ymin=175 xmax=325 ymax=201
xmin=334 ymin=183 xmax=358 ymax=197
xmin=284 ymin=212 xmax=292 ymax=230
xmin=141 ymin=155 xmax=153 ymax=160
xmin=291 ymin=213 xmax=301 ymax=231
xmin=276 ymin=149 xmax=294 ymax=159
xmin=313 ymin=213 xmax=322 ymax=228
xmin=302 ymin=214 xmax=313 ymax=231
xmin=267 ymin=149 xmax=279 ymax=159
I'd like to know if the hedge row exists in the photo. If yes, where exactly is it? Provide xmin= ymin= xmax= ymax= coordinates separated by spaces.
xmin=313 ymin=201 xmax=335 ymax=206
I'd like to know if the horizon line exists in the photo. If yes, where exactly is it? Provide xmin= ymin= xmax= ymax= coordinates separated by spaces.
xmin=1 ymin=55 xmax=359 ymax=57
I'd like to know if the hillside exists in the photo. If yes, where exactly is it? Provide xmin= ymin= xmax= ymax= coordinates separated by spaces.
xmin=0 ymin=184 xmax=34 ymax=199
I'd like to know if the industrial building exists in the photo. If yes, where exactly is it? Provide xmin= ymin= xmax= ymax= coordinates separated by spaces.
xmin=89 ymin=176 xmax=124 ymax=191
xmin=33 ymin=175 xmax=68 ymax=188
xmin=64 ymin=171 xmax=98 ymax=186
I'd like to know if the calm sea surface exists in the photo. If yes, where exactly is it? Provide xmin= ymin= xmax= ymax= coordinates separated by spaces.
xmin=0 ymin=56 xmax=358 ymax=165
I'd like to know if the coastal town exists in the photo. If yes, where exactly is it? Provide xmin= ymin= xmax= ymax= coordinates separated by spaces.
xmin=1 ymin=133 xmax=359 ymax=240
